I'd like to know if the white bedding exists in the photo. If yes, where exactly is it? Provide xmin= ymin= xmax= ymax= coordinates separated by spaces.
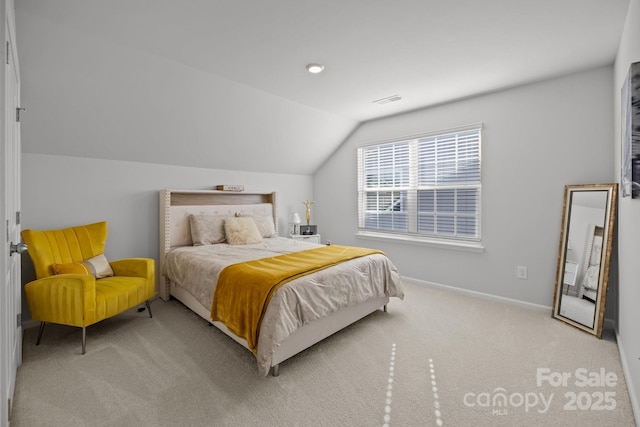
xmin=162 ymin=237 xmax=404 ymax=375
xmin=582 ymin=265 xmax=600 ymax=290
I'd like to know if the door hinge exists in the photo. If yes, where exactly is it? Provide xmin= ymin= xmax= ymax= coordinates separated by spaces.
xmin=16 ymin=313 xmax=21 ymax=328
xmin=15 ymin=211 xmax=20 ymax=225
xmin=16 ymin=107 xmax=25 ymax=122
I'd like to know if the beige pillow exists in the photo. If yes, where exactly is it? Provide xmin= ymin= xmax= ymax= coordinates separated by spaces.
xmin=244 ymin=215 xmax=276 ymax=238
xmin=224 ymin=217 xmax=263 ymax=245
xmin=189 ymin=214 xmax=227 ymax=245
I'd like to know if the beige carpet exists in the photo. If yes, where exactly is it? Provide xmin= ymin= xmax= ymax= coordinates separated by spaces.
xmin=11 ymin=282 xmax=636 ymax=426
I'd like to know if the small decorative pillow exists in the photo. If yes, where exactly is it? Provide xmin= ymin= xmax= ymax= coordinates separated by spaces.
xmin=224 ymin=217 xmax=263 ymax=245
xmin=52 ymin=254 xmax=114 ymax=278
xmin=189 ymin=214 xmax=228 ymax=245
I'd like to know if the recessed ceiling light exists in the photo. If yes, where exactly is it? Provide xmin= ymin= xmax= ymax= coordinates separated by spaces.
xmin=306 ymin=63 xmax=324 ymax=74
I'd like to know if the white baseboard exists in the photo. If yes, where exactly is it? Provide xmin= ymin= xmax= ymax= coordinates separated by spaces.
xmin=401 ymin=275 xmax=551 ymax=312
xmin=615 ymin=331 xmax=640 ymax=427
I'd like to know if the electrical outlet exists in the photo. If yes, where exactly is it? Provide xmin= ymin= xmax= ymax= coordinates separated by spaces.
xmin=517 ymin=266 xmax=528 ymax=280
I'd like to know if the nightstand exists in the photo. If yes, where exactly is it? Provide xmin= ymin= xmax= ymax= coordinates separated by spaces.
xmin=289 ymin=234 xmax=321 ymax=244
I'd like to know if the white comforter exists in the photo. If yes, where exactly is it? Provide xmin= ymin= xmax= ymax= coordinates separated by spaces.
xmin=162 ymin=237 xmax=404 ymax=375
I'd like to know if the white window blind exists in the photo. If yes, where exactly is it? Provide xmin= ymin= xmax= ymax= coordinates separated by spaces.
xmin=357 ymin=126 xmax=481 ymax=242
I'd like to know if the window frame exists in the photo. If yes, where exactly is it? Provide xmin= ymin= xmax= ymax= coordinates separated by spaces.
xmin=356 ymin=124 xmax=484 ymax=251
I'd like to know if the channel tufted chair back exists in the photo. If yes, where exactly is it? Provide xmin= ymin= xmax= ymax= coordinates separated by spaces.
xmin=21 ymin=221 xmax=155 ymax=354
xmin=24 ymin=221 xmax=108 ymax=279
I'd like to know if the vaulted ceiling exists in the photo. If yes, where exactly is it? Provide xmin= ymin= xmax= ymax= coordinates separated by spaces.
xmin=16 ymin=0 xmax=630 ymax=174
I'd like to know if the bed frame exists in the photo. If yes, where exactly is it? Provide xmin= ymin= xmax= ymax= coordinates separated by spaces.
xmin=578 ymin=224 xmax=603 ymax=301
xmin=159 ymin=189 xmax=389 ymax=376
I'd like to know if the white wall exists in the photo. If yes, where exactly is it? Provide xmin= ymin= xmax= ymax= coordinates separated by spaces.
xmin=614 ymin=0 xmax=640 ymax=418
xmin=315 ymin=66 xmax=614 ymax=308
xmin=22 ymin=153 xmax=313 ymax=250
xmin=20 ymin=153 xmax=313 ymax=288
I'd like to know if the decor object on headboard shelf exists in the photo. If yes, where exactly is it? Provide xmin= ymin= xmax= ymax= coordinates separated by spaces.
xmin=216 ymin=185 xmax=245 ymax=192
xmin=621 ymin=61 xmax=640 ymax=198
xmin=552 ymin=184 xmax=617 ymax=338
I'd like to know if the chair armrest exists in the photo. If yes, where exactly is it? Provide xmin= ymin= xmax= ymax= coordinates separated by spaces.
xmin=24 ymin=275 xmax=96 ymax=327
xmin=110 ymin=258 xmax=155 ymax=282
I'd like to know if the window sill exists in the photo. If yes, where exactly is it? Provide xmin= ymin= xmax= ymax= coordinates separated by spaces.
xmin=355 ymin=231 xmax=485 ymax=253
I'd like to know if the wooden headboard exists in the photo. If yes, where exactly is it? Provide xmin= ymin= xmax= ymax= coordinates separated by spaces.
xmin=159 ymin=189 xmax=278 ymax=300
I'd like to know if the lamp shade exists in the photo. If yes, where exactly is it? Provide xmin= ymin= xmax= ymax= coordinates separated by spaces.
xmin=292 ymin=213 xmax=301 ymax=225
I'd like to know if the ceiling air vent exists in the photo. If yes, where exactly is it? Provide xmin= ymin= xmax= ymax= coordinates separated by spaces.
xmin=373 ymin=94 xmax=402 ymax=105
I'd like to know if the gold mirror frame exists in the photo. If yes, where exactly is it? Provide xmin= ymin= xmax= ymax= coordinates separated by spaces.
xmin=552 ymin=183 xmax=617 ymax=338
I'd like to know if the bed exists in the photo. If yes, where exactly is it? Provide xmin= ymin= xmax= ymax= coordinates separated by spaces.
xmin=159 ymin=189 xmax=404 ymax=376
xmin=578 ymin=224 xmax=603 ymax=302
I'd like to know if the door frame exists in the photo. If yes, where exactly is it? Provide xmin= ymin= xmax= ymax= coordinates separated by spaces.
xmin=1 ymin=0 xmax=21 ymax=425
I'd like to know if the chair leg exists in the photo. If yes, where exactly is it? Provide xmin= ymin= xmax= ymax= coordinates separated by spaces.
xmin=81 ymin=327 xmax=86 ymax=355
xmin=145 ymin=300 xmax=153 ymax=318
xmin=35 ymin=322 xmax=46 ymax=346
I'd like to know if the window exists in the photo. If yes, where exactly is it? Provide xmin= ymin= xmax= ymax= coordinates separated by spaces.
xmin=357 ymin=125 xmax=481 ymax=244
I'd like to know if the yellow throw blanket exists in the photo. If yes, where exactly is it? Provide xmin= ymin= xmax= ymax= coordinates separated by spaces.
xmin=210 ymin=245 xmax=383 ymax=354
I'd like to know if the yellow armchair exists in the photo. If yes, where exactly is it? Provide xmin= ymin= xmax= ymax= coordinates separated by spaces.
xmin=21 ymin=221 xmax=155 ymax=354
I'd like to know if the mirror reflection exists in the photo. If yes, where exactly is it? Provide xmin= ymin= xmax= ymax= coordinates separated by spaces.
xmin=552 ymin=184 xmax=617 ymax=338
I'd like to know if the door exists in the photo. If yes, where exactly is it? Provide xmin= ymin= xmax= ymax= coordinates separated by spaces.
xmin=1 ymin=1 xmax=21 ymax=424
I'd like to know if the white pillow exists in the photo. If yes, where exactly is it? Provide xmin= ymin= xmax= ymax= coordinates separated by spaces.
xmin=87 ymin=254 xmax=115 ymax=278
xmin=582 ymin=265 xmax=600 ymax=290
xmin=246 ymin=215 xmax=276 ymax=238
xmin=224 ymin=217 xmax=263 ymax=245
xmin=189 ymin=214 xmax=228 ymax=245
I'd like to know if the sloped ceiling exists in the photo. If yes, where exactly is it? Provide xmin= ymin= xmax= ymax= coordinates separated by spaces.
xmin=15 ymin=0 xmax=629 ymax=174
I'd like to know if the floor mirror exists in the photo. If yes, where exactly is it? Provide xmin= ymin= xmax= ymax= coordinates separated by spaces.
xmin=552 ymin=183 xmax=617 ymax=338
